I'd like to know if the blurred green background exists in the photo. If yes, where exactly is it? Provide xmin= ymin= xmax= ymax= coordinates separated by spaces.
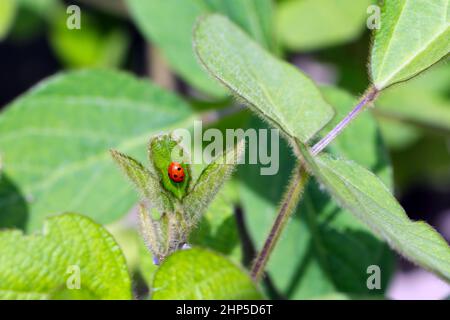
xmin=0 ymin=0 xmax=449 ymax=299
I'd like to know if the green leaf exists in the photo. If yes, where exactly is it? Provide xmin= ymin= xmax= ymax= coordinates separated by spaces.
xmin=0 ymin=0 xmax=16 ymax=40
xmin=0 ymin=69 xmax=194 ymax=231
xmin=183 ymin=138 xmax=243 ymax=225
xmin=376 ymin=64 xmax=450 ymax=133
xmin=194 ymin=14 xmax=334 ymax=143
xmin=187 ymin=113 xmax=246 ymax=262
xmin=318 ymin=87 xmax=392 ymax=186
xmin=370 ymin=0 xmax=450 ymax=89
xmin=298 ymin=145 xmax=450 ymax=281
xmin=276 ymin=0 xmax=372 ymax=51
xmin=152 ymin=248 xmax=262 ymax=299
xmin=149 ymin=134 xmax=191 ymax=200
xmin=0 ymin=214 xmax=132 ymax=299
xmin=126 ymin=0 xmax=274 ymax=97
xmin=110 ymin=150 xmax=174 ymax=213
xmin=49 ymin=9 xmax=129 ymax=68
xmin=239 ymin=87 xmax=394 ymax=299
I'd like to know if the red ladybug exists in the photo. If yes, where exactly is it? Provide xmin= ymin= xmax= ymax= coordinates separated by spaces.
xmin=168 ymin=162 xmax=185 ymax=183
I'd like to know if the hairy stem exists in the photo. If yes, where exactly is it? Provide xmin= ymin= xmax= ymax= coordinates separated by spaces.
xmin=311 ymin=87 xmax=379 ymax=155
xmin=251 ymin=164 xmax=308 ymax=281
xmin=250 ymin=87 xmax=381 ymax=282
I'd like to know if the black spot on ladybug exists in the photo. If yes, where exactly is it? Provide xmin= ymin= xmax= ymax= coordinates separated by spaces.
xmin=168 ymin=161 xmax=185 ymax=183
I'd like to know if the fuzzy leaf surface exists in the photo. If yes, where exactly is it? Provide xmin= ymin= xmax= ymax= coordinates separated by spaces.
xmin=0 ymin=214 xmax=132 ymax=299
xmin=371 ymin=0 xmax=450 ymax=89
xmin=239 ymin=87 xmax=394 ymax=298
xmin=299 ymin=145 xmax=450 ymax=281
xmin=194 ymin=14 xmax=334 ymax=143
xmin=110 ymin=150 xmax=173 ymax=213
xmin=183 ymin=139 xmax=243 ymax=226
xmin=152 ymin=248 xmax=262 ymax=300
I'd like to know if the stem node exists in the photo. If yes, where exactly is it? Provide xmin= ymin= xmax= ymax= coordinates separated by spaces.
xmin=311 ymin=87 xmax=379 ymax=155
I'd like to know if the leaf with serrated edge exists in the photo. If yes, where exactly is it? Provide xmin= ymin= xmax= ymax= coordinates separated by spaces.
xmin=371 ymin=0 xmax=450 ymax=89
xmin=298 ymin=144 xmax=450 ymax=281
xmin=183 ymin=139 xmax=244 ymax=227
xmin=152 ymin=248 xmax=262 ymax=300
xmin=0 ymin=69 xmax=194 ymax=231
xmin=194 ymin=14 xmax=334 ymax=143
xmin=110 ymin=150 xmax=173 ymax=213
xmin=0 ymin=213 xmax=132 ymax=299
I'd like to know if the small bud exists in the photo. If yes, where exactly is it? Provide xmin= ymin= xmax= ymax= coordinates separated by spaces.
xmin=112 ymin=133 xmax=241 ymax=264
xmin=148 ymin=134 xmax=192 ymax=200
xmin=139 ymin=203 xmax=189 ymax=263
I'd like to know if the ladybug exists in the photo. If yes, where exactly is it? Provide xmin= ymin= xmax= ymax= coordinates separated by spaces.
xmin=168 ymin=161 xmax=185 ymax=183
